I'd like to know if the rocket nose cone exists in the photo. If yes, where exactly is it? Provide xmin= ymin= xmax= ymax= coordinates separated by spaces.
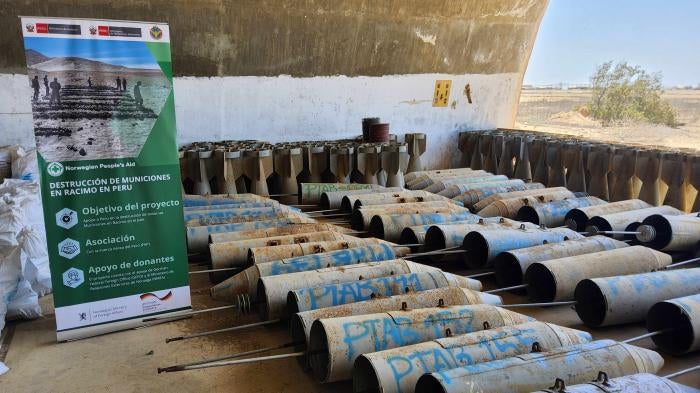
xmin=497 ymin=307 xmax=537 ymax=325
xmin=209 ymin=270 xmax=250 ymax=302
xmin=622 ymin=343 xmax=665 ymax=373
xmin=543 ymin=322 xmax=593 ymax=346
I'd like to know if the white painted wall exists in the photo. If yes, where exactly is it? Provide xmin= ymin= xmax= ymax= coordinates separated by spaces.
xmin=0 ymin=72 xmax=520 ymax=169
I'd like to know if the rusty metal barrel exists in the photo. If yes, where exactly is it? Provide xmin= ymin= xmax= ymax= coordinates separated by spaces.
xmin=208 ymin=223 xmax=350 ymax=244
xmin=186 ymin=216 xmax=313 ymax=252
xmin=320 ymin=187 xmax=402 ymax=210
xmin=575 ymin=268 xmax=700 ymax=327
xmin=494 ymin=236 xmax=629 ymax=288
xmin=354 ymin=321 xmax=592 ymax=393
xmin=636 ymin=213 xmax=700 ymax=252
xmin=288 ymin=283 xmax=498 ymax=346
xmin=438 ymin=179 xmax=526 ymax=199
xmin=287 ymin=270 xmax=483 ymax=317
xmin=585 ymin=205 xmax=684 ymax=238
xmin=368 ymin=211 xmax=480 ymax=242
xmin=248 ymin=238 xmax=387 ymax=264
xmin=451 ymin=182 xmax=545 ymax=206
xmin=210 ymin=243 xmax=406 ymax=302
xmin=564 ymin=199 xmax=652 ymax=231
xmin=399 ymin=225 xmax=431 ymax=247
xmin=415 ymin=340 xmax=664 ymax=393
xmin=525 ymin=246 xmax=672 ymax=302
xmin=256 ymin=259 xmax=438 ymax=320
xmin=647 ymin=293 xmax=700 ymax=355
xmin=210 ymin=231 xmax=353 ymax=269
xmin=462 ymin=227 xmax=583 ymax=269
xmin=351 ymin=201 xmax=466 ymax=230
xmin=532 ymin=372 xmax=700 ymax=393
xmin=472 ymin=187 xmax=573 ymax=212
xmin=516 ymin=197 xmax=607 ymax=227
xmin=308 ymin=304 xmax=534 ymax=383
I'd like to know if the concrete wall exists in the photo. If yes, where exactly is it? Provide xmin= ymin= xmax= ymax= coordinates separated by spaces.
xmin=0 ymin=0 xmax=548 ymax=168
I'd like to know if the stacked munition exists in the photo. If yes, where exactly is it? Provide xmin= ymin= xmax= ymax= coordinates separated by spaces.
xmin=585 ymin=205 xmax=684 ymax=238
xmin=564 ymin=199 xmax=652 ymax=231
xmin=342 ymin=190 xmax=450 ymax=211
xmin=532 ymin=372 xmax=700 ymax=393
xmin=319 ymin=186 xmax=402 ymax=210
xmin=516 ymin=196 xmax=607 ymax=227
xmin=300 ymin=183 xmax=379 ymax=205
xmin=449 ymin=181 xmax=545 ymax=206
xmin=636 ymin=213 xmax=700 ymax=251
xmin=438 ymin=178 xmax=524 ymax=198
xmin=476 ymin=188 xmax=584 ymax=218
xmin=350 ymin=201 xmax=467 ymax=230
xmin=368 ymin=211 xmax=480 ymax=242
xmin=647 ymin=293 xmax=700 ymax=355
xmin=423 ymin=218 xmax=537 ymax=257
xmin=248 ymin=237 xmax=391 ymax=264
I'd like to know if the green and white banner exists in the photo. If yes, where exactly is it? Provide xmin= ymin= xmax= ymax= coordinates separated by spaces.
xmin=20 ymin=17 xmax=190 ymax=340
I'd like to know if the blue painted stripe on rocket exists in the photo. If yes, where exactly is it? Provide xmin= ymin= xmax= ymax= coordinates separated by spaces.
xmin=183 ymin=207 xmax=278 ymax=221
xmin=267 ymin=244 xmax=396 ymax=276
xmin=187 ymin=219 xmax=291 ymax=236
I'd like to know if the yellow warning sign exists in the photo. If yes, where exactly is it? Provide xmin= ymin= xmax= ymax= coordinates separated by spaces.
xmin=433 ymin=80 xmax=451 ymax=107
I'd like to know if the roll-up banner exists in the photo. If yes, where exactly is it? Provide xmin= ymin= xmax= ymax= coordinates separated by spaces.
xmin=20 ymin=17 xmax=191 ymax=340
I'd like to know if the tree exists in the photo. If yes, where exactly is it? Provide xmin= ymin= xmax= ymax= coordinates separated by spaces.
xmin=586 ymin=61 xmax=677 ymax=126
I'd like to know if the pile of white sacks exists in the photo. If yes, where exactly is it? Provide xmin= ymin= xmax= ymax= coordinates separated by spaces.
xmin=0 ymin=146 xmax=51 ymax=375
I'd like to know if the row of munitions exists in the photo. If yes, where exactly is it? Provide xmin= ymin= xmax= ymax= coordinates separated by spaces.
xmin=178 ymin=133 xmax=426 ymax=198
xmin=458 ymin=129 xmax=700 ymax=212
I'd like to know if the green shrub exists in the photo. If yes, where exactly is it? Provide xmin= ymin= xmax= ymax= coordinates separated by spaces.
xmin=586 ymin=61 xmax=677 ymax=126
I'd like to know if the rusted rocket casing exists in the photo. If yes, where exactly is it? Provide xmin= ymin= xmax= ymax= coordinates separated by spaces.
xmin=308 ymin=146 xmax=328 ymax=183
xmin=647 ymin=293 xmax=700 ymax=355
xmin=405 ymin=133 xmax=426 ymax=174
xmin=273 ymin=147 xmax=303 ymax=204
xmin=222 ymin=150 xmax=243 ymax=194
xmin=368 ymin=211 xmax=480 ymax=242
xmin=184 ymin=208 xmax=301 ymax=227
xmin=481 ymin=134 xmax=499 ymax=174
xmin=636 ymin=150 xmax=665 ymax=206
xmin=462 ymin=227 xmax=582 ymax=269
xmin=575 ymin=268 xmax=700 ymax=328
xmin=243 ymin=149 xmax=273 ymax=196
xmin=359 ymin=146 xmax=381 ymax=184
xmin=532 ymin=373 xmax=700 ymax=393
xmin=182 ymin=193 xmax=268 ymax=207
xmin=208 ymin=223 xmax=350 ymax=244
xmin=564 ymin=142 xmax=587 ymax=193
xmin=415 ymin=340 xmax=664 ymax=393
xmin=399 ymin=225 xmax=431 ymax=247
xmin=212 ymin=149 xmax=226 ymax=194
xmin=497 ymin=135 xmax=516 ymax=178
xmin=478 ymin=192 xmax=585 ymax=219
xmin=381 ymin=144 xmax=409 ymax=187
xmin=408 ymin=171 xmax=493 ymax=191
xmin=472 ymin=186 xmax=573 ymax=212
xmin=186 ymin=216 xmax=313 ymax=252
xmin=585 ymin=205 xmax=684 ymax=238
xmin=452 ymin=182 xmax=545 ymax=207
xmin=609 ymin=148 xmax=638 ymax=202
xmin=636 ymin=213 xmax=700 ymax=251
xmin=289 ymin=287 xmax=501 ymax=348
xmin=458 ymin=132 xmax=475 ymax=167
xmin=422 ymin=175 xmax=510 ymax=194
xmin=587 ymin=146 xmax=614 ymax=200
xmin=183 ymin=201 xmax=279 ymax=211
xmin=516 ymin=197 xmax=607 ymax=227
xmin=564 ymin=199 xmax=652 ymax=231
xmin=330 ymin=146 xmax=354 ymax=183
xmin=513 ymin=136 xmax=533 ymax=182
xmin=424 ymin=219 xmax=536 ymax=258
xmin=532 ymin=138 xmax=550 ymax=186
xmin=288 ymin=270 xmax=484 ymax=321
xmin=355 ymin=321 xmax=592 ymax=393
xmin=351 ymin=201 xmax=466 ymax=230
xmin=299 ymin=183 xmax=377 ymax=205
xmin=248 ymin=238 xmax=390 ymax=265
xmin=405 ymin=168 xmax=478 ymax=184
xmin=210 ymin=243 xmax=405 ymax=302
xmin=308 ymin=304 xmax=534 ymax=383
xmin=183 ymin=206 xmax=286 ymax=223
xmin=320 ymin=186 xmax=401 ymax=210
xmin=189 ymin=149 xmax=212 ymax=195
xmin=210 ymin=231 xmax=354 ymax=269
xmin=525 ymin=246 xmax=672 ymax=302
xmin=546 ymin=141 xmax=567 ymax=187
xmin=494 ymin=236 xmax=628 ymax=288
xmin=257 ymin=259 xmax=439 ymax=321
xmin=469 ymin=134 xmax=484 ymax=170
xmin=662 ymin=153 xmax=690 ymax=211
xmin=438 ymin=179 xmax=526 ymax=199
xmin=346 ymin=191 xmax=448 ymax=211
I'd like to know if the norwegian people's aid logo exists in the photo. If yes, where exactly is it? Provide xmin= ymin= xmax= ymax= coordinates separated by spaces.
xmin=47 ymin=162 xmax=64 ymax=177
xmin=89 ymin=26 xmax=97 ymax=35
xmin=26 ymin=24 xmax=35 ymax=33
xmin=149 ymin=26 xmax=163 ymax=40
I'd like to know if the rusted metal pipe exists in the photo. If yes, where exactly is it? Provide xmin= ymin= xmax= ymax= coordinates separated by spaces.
xmin=462 ymin=227 xmax=583 ymax=269
xmin=350 ymin=191 xmax=451 ymax=211
xmin=585 ymin=205 xmax=684 ymax=239
xmin=422 ymin=175 xmax=510 ymax=194
xmin=308 ymin=304 xmax=534 ymax=383
xmin=647 ymin=293 xmax=700 ymax=355
xmin=208 ymin=223 xmax=351 ymax=244
xmin=404 ymin=168 xmax=480 ymax=184
xmin=636 ymin=213 xmax=700 ymax=251
xmin=516 ymin=197 xmax=607 ymax=227
xmin=210 ymin=244 xmax=406 ymax=302
xmin=533 ymin=372 xmax=700 ymax=393
xmin=351 ymin=201 xmax=466 ymax=230
xmin=408 ymin=170 xmax=491 ymax=191
xmin=248 ymin=238 xmax=389 ymax=264
xmin=564 ymin=199 xmax=652 ymax=231
xmin=574 ymin=268 xmax=700 ymax=327
xmin=320 ymin=187 xmax=402 ymax=210
xmin=185 ymin=210 xmax=306 ymax=227
xmin=354 ymin=321 xmax=592 ymax=393
xmin=494 ymin=236 xmax=629 ymax=288
xmin=472 ymin=187 xmax=574 ymax=212
xmin=415 ymin=340 xmax=664 ymax=393
xmin=478 ymin=192 xmax=587 ymax=218
xmin=367 ymin=211 xmax=480 ymax=242
xmin=438 ymin=179 xmax=528 ymax=199
xmin=298 ymin=183 xmax=377 ymax=205
xmin=525 ymin=246 xmax=672 ymax=302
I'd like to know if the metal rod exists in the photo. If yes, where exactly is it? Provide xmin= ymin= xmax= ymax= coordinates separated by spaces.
xmin=306 ymin=208 xmax=342 ymax=214
xmin=405 ymin=249 xmax=467 ymax=258
xmin=268 ymin=193 xmax=298 ymax=197
xmin=465 ymin=271 xmax=495 ymax=279
xmin=288 ymin=204 xmax=317 ymax=208
xmin=502 ymin=301 xmax=577 ymax=308
xmin=485 ymin=284 xmax=528 ymax=294
xmin=189 ymin=267 xmax=241 ymax=274
xmin=165 ymin=319 xmax=281 ymax=343
xmin=667 ymin=256 xmax=700 ymax=269
xmin=143 ymin=305 xmax=237 ymax=323
xmin=622 ymin=328 xmax=674 ymax=344
xmin=305 ymin=212 xmax=351 ymax=218
xmin=583 ymin=230 xmax=642 ymax=235
xmin=160 ymin=341 xmax=301 ymax=370
xmin=664 ymin=364 xmax=700 ymax=379
xmin=158 ymin=351 xmax=305 ymax=373
xmin=396 ymin=243 xmax=423 ymax=248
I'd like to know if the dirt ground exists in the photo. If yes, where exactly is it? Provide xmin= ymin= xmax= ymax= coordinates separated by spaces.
xmin=516 ymin=88 xmax=700 ymax=150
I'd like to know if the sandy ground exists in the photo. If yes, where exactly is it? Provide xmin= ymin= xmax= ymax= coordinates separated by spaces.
xmin=516 ymin=89 xmax=700 ymax=150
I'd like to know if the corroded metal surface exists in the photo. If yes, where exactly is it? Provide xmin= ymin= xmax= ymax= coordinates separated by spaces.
xmin=564 ymin=199 xmax=652 ymax=231
xmin=248 ymin=238 xmax=386 ymax=264
xmin=404 ymin=168 xmax=481 ymax=184
xmin=256 ymin=259 xmax=438 ymax=320
xmin=415 ymin=340 xmax=664 ymax=393
xmin=355 ymin=322 xmax=592 ymax=393
xmin=637 ymin=213 xmax=700 ymax=251
xmin=472 ymin=187 xmax=573 ymax=212
xmin=477 ymin=191 xmax=583 ymax=218
xmin=533 ymin=372 xmax=700 ymax=393
xmin=350 ymin=191 xmax=451 ymax=211
xmin=424 ymin=218 xmax=534 ymax=255
xmin=494 ymin=236 xmax=628 ymax=287
xmin=308 ymin=304 xmax=534 ymax=383
xmin=183 ymin=201 xmax=279 ymax=211
xmin=575 ymin=268 xmax=700 ymax=327
xmin=368 ymin=212 xmax=480 ymax=242
xmin=462 ymin=227 xmax=583 ymax=268
xmin=648 ymin=293 xmax=700 ymax=355
xmin=320 ymin=187 xmax=402 ymax=210
xmin=184 ymin=209 xmax=304 ymax=227
xmin=423 ymin=175 xmax=509 ymax=194
xmin=299 ymin=183 xmax=376 ymax=204
xmin=516 ymin=197 xmax=607 ymax=227
xmin=438 ymin=179 xmax=526 ymax=199
xmin=525 ymin=246 xmax=672 ymax=302
xmin=210 ymin=244 xmax=404 ymax=301
xmin=351 ymin=201 xmax=466 ymax=230
xmin=408 ymin=170 xmax=490 ymax=191
xmin=585 ymin=205 xmax=683 ymax=238
xmin=208 ymin=223 xmax=351 ymax=244
xmin=450 ymin=182 xmax=544 ymax=205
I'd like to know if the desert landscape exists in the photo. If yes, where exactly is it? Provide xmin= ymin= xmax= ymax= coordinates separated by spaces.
xmin=516 ymin=88 xmax=700 ymax=150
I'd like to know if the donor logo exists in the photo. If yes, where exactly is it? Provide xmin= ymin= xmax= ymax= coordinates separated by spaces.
xmin=47 ymin=161 xmax=64 ymax=177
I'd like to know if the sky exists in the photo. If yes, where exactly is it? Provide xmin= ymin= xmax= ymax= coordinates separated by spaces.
xmin=524 ymin=1 xmax=700 ymax=87
xmin=23 ymin=37 xmax=159 ymax=69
